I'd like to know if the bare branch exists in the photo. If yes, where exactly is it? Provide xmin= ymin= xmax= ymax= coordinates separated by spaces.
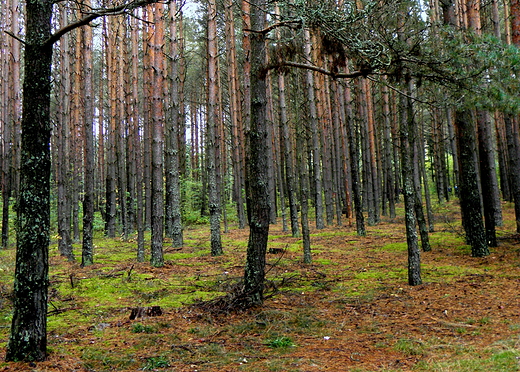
xmin=243 ymin=20 xmax=302 ymax=35
xmin=4 ymin=30 xmax=27 ymax=45
xmin=266 ymin=60 xmax=369 ymax=79
xmin=44 ymin=0 xmax=170 ymax=47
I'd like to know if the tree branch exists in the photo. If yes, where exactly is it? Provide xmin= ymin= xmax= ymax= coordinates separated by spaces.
xmin=44 ymin=0 xmax=170 ymax=47
xmin=243 ymin=20 xmax=302 ymax=35
xmin=4 ymin=30 xmax=27 ymax=45
xmin=265 ymin=60 xmax=369 ymax=79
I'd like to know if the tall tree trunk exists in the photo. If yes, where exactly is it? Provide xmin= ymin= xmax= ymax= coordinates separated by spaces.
xmin=382 ymin=84 xmax=396 ymax=218
xmin=165 ymin=0 xmax=184 ymax=247
xmin=225 ymin=0 xmax=246 ymax=229
xmin=413 ymin=134 xmax=431 ymax=252
xmin=444 ymin=0 xmax=488 ymax=256
xmin=298 ymin=121 xmax=312 ymax=264
xmin=81 ymin=1 xmax=95 ymax=267
xmin=116 ymin=22 xmax=129 ymax=240
xmin=504 ymin=114 xmax=520 ymax=233
xmin=143 ymin=8 xmax=152 ymax=229
xmin=455 ymin=109 xmax=489 ymax=256
xmin=275 ymin=5 xmax=299 ymax=237
xmin=130 ymin=16 xmax=145 ymax=262
xmin=150 ymin=4 xmax=165 ymax=267
xmin=505 ymin=0 xmax=520 ymax=232
xmin=400 ymin=77 xmax=422 ymax=286
xmin=207 ymin=0 xmax=223 ymax=256
xmin=476 ymin=111 xmax=498 ymax=246
xmin=2 ymin=0 xmax=20 ymax=249
xmin=57 ymin=5 xmax=73 ymax=260
xmin=105 ymin=17 xmax=118 ymax=238
xmin=495 ymin=113 xmax=511 ymax=202
xmin=303 ymin=29 xmax=325 ymax=229
xmin=344 ymin=79 xmax=365 ymax=236
xmin=244 ymin=0 xmax=270 ymax=305
xmin=6 ymin=0 xmax=53 ymax=361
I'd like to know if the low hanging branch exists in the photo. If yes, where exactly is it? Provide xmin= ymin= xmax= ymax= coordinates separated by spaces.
xmin=265 ymin=60 xmax=371 ymax=79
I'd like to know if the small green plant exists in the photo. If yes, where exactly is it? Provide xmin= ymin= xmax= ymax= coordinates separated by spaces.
xmin=479 ymin=316 xmax=491 ymax=325
xmin=142 ymin=356 xmax=170 ymax=370
xmin=394 ymin=338 xmax=426 ymax=356
xmin=265 ymin=336 xmax=295 ymax=348
xmin=131 ymin=323 xmax=157 ymax=334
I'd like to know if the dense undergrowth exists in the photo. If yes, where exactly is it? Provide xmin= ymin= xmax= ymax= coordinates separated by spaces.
xmin=0 ymin=201 xmax=519 ymax=371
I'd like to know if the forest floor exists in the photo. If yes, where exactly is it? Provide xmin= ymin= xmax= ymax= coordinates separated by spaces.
xmin=1 ymin=201 xmax=520 ymax=371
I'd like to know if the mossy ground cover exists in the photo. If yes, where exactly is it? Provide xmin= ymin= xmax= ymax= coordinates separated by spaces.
xmin=1 ymin=201 xmax=520 ymax=371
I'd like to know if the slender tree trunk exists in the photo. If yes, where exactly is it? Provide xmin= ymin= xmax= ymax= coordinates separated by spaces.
xmin=165 ymin=0 xmax=183 ymax=247
xmin=297 ymin=122 xmax=312 ymax=264
xmin=382 ymin=84 xmax=396 ymax=219
xmin=400 ymin=77 xmax=422 ymax=286
xmin=143 ymin=8 xmax=152 ymax=229
xmin=97 ymin=25 xmax=106 ymax=218
xmin=504 ymin=114 xmax=520 ymax=233
xmin=303 ymin=29 xmax=325 ymax=229
xmin=506 ymin=0 xmax=520 ymax=232
xmin=150 ymin=4 xmax=165 ymax=267
xmin=105 ymin=17 xmax=118 ymax=238
xmin=2 ymin=0 xmax=20 ymax=249
xmin=476 ymin=111 xmax=498 ymax=246
xmin=344 ymin=79 xmax=365 ymax=236
xmin=116 ymin=23 xmax=129 ymax=240
xmin=495 ymin=112 xmax=511 ymax=201
xmin=207 ymin=0 xmax=223 ymax=256
xmin=129 ymin=15 xmax=145 ymax=261
xmin=57 ymin=5 xmax=73 ymax=260
xmin=414 ymin=136 xmax=431 ymax=252
xmin=81 ymin=1 xmax=94 ymax=267
xmin=225 ymin=0 xmax=246 ymax=229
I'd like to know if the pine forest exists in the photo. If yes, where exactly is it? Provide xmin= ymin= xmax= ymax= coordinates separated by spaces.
xmin=1 ymin=0 xmax=520 ymax=370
